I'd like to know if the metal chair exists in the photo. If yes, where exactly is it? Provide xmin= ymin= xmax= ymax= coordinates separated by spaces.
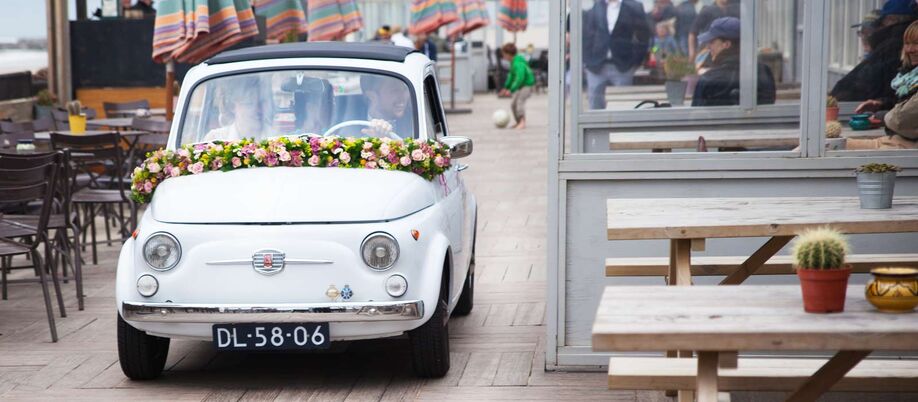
xmin=50 ymin=132 xmax=135 ymax=265
xmin=131 ymin=118 xmax=171 ymax=150
xmin=0 ymin=150 xmax=84 ymax=310
xmin=103 ymin=100 xmax=150 ymax=118
xmin=0 ymin=161 xmax=64 ymax=342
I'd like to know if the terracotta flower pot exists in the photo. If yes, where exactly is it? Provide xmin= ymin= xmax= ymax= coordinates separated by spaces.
xmin=826 ymin=106 xmax=839 ymax=121
xmin=797 ymin=267 xmax=851 ymax=313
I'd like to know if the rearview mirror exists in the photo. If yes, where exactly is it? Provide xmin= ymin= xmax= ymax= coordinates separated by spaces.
xmin=440 ymin=136 xmax=473 ymax=159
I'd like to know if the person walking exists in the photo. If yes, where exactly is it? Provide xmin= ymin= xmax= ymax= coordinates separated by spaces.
xmin=581 ymin=0 xmax=652 ymax=110
xmin=498 ymin=43 xmax=535 ymax=129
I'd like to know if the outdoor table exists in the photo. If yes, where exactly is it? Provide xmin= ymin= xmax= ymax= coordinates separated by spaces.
xmin=592 ymin=285 xmax=918 ymax=402
xmin=606 ymin=196 xmax=918 ymax=286
xmin=35 ymin=130 xmax=151 ymax=168
xmin=608 ymin=128 xmax=885 ymax=151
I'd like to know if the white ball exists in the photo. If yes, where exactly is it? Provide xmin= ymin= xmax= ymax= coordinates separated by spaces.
xmin=492 ymin=109 xmax=511 ymax=129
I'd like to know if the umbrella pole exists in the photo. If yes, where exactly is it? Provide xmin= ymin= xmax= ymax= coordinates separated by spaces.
xmin=444 ymin=37 xmax=471 ymax=115
xmin=165 ymin=60 xmax=175 ymax=121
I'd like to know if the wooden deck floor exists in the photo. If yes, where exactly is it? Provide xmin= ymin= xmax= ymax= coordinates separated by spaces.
xmin=0 ymin=93 xmax=628 ymax=401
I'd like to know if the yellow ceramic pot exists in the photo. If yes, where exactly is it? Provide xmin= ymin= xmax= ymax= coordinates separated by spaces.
xmin=865 ymin=267 xmax=918 ymax=313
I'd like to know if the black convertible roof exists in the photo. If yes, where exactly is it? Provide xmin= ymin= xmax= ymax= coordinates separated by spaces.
xmin=207 ymin=42 xmax=418 ymax=65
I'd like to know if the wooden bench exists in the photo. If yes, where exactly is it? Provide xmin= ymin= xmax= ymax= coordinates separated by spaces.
xmin=605 ymin=253 xmax=918 ymax=277
xmin=608 ymin=357 xmax=918 ymax=392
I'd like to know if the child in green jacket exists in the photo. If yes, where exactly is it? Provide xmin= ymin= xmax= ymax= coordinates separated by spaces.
xmin=498 ymin=43 xmax=535 ymax=129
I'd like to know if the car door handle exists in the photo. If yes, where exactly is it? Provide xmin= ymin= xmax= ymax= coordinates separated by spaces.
xmin=457 ymin=164 xmax=469 ymax=171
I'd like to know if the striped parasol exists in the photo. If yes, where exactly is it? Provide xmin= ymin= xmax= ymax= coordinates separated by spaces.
xmin=497 ymin=0 xmax=527 ymax=33
xmin=152 ymin=0 xmax=259 ymax=64
xmin=409 ymin=0 xmax=460 ymax=36
xmin=446 ymin=0 xmax=489 ymax=38
xmin=253 ymin=0 xmax=308 ymax=41
xmin=307 ymin=0 xmax=365 ymax=41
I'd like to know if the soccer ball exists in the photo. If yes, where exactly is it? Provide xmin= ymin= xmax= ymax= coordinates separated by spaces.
xmin=492 ymin=109 xmax=511 ymax=129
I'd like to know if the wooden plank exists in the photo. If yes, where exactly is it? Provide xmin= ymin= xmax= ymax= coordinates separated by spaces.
xmin=512 ymin=302 xmax=545 ymax=326
xmin=592 ymin=286 xmax=918 ymax=352
xmin=695 ymin=352 xmax=719 ymax=402
xmin=607 ymin=356 xmax=918 ymax=392
xmin=607 ymin=197 xmax=918 ymax=240
xmin=493 ymin=352 xmax=533 ymax=386
xmin=607 ymin=128 xmax=884 ymax=151
xmin=605 ymin=253 xmax=918 ymax=276
xmin=458 ymin=352 xmax=501 ymax=386
xmin=483 ymin=303 xmax=518 ymax=327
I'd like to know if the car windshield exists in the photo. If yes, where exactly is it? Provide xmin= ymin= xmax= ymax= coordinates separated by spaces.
xmin=178 ymin=69 xmax=416 ymax=145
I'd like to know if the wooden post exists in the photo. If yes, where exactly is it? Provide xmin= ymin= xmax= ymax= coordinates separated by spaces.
xmin=696 ymin=352 xmax=720 ymax=402
xmin=165 ymin=60 xmax=175 ymax=121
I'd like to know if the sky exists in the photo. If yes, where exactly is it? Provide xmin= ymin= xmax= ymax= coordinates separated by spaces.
xmin=0 ymin=0 xmax=105 ymax=40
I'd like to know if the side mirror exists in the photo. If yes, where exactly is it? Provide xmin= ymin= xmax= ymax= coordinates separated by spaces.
xmin=440 ymin=136 xmax=473 ymax=159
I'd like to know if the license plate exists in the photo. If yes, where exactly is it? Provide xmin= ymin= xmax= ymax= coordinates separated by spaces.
xmin=212 ymin=323 xmax=330 ymax=351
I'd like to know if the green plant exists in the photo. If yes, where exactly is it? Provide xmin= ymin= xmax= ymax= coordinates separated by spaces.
xmin=826 ymin=95 xmax=838 ymax=108
xmin=66 ymin=100 xmax=83 ymax=116
xmin=663 ymin=54 xmax=694 ymax=81
xmin=856 ymin=163 xmax=902 ymax=173
xmin=36 ymin=89 xmax=55 ymax=106
xmin=792 ymin=228 xmax=849 ymax=270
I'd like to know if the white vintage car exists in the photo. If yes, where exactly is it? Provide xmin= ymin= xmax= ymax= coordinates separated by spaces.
xmin=116 ymin=43 xmax=477 ymax=379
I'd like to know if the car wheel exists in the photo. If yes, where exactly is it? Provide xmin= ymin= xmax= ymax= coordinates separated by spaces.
xmin=453 ymin=252 xmax=474 ymax=316
xmin=117 ymin=313 xmax=169 ymax=380
xmin=409 ymin=271 xmax=450 ymax=378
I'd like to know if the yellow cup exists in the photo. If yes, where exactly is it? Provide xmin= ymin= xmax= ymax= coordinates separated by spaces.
xmin=69 ymin=114 xmax=87 ymax=134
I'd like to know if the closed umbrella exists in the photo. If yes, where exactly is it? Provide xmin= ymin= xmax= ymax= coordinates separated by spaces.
xmin=497 ymin=0 xmax=527 ymax=35
xmin=153 ymin=0 xmax=259 ymax=119
xmin=409 ymin=0 xmax=459 ymax=35
xmin=253 ymin=0 xmax=308 ymax=41
xmin=307 ymin=0 xmax=365 ymax=41
xmin=446 ymin=0 xmax=489 ymax=39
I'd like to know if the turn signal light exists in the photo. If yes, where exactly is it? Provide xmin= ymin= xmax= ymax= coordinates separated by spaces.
xmin=411 ymin=230 xmax=420 ymax=241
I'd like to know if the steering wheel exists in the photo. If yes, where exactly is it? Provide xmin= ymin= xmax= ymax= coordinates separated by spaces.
xmin=322 ymin=120 xmax=401 ymax=139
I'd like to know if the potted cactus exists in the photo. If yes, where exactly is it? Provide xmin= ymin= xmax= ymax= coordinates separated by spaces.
xmin=826 ymin=95 xmax=839 ymax=121
xmin=793 ymin=228 xmax=851 ymax=313
xmin=663 ymin=55 xmax=694 ymax=106
xmin=856 ymin=163 xmax=901 ymax=209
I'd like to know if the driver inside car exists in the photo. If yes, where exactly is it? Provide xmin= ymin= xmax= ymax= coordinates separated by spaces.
xmin=203 ymin=77 xmax=273 ymax=142
xmin=358 ymin=75 xmax=413 ymax=138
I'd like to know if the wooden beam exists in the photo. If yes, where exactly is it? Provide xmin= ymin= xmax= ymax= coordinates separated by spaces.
xmin=696 ymin=352 xmax=719 ymax=402
xmin=719 ymin=235 xmax=794 ymax=285
xmin=786 ymin=350 xmax=872 ymax=402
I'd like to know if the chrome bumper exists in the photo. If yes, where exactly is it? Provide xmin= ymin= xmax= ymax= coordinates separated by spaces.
xmin=122 ymin=300 xmax=424 ymax=323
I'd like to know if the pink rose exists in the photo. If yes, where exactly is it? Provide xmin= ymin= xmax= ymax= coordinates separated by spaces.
xmin=253 ymin=148 xmax=267 ymax=162
xmin=169 ymin=166 xmax=181 ymax=177
xmin=278 ymin=150 xmax=291 ymax=162
xmin=411 ymin=149 xmax=425 ymax=161
xmin=366 ymin=161 xmax=378 ymax=169
xmin=147 ymin=163 xmax=161 ymax=173
xmin=379 ymin=143 xmax=390 ymax=156
xmin=339 ymin=152 xmax=351 ymax=164
xmin=231 ymin=157 xmax=242 ymax=168
xmin=265 ymin=153 xmax=278 ymax=166
xmin=143 ymin=180 xmax=153 ymax=193
xmin=400 ymin=156 xmax=411 ymax=166
xmin=211 ymin=158 xmax=223 ymax=170
xmin=308 ymin=155 xmax=319 ymax=166
xmin=434 ymin=156 xmax=447 ymax=167
xmin=177 ymin=149 xmax=190 ymax=158
xmin=189 ymin=162 xmax=204 ymax=174
xmin=360 ymin=150 xmax=375 ymax=160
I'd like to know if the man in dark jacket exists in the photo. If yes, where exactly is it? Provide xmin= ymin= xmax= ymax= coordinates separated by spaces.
xmin=688 ymin=0 xmax=739 ymax=60
xmin=691 ymin=17 xmax=776 ymax=107
xmin=832 ymin=0 xmax=917 ymax=109
xmin=674 ymin=0 xmax=700 ymax=55
xmin=582 ymin=0 xmax=652 ymax=109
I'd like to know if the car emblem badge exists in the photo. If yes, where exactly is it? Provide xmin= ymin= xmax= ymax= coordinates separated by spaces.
xmin=252 ymin=249 xmax=285 ymax=275
xmin=341 ymin=285 xmax=353 ymax=301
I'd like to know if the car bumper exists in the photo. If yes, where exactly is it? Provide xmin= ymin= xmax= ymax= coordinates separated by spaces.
xmin=122 ymin=300 xmax=424 ymax=324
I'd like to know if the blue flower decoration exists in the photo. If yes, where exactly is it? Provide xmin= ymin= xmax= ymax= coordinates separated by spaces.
xmin=341 ymin=285 xmax=353 ymax=301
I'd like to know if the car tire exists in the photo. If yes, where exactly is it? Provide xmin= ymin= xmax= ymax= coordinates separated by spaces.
xmin=409 ymin=271 xmax=450 ymax=378
xmin=117 ymin=313 xmax=170 ymax=380
xmin=452 ymin=252 xmax=474 ymax=316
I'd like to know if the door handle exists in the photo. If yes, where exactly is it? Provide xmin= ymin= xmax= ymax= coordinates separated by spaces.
xmin=457 ymin=164 xmax=469 ymax=171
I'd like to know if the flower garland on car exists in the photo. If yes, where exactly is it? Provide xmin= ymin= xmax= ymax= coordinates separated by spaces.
xmin=130 ymin=135 xmax=451 ymax=203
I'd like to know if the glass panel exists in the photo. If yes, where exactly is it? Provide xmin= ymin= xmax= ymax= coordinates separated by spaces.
xmin=826 ymin=1 xmax=918 ymax=153
xmin=570 ymin=0 xmax=801 ymax=155
xmin=178 ymin=70 xmax=417 ymax=145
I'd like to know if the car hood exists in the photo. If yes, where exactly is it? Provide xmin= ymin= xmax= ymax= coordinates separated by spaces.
xmin=150 ymin=167 xmax=436 ymax=224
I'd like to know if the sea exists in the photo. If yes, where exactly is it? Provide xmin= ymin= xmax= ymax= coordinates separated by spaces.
xmin=0 ymin=49 xmax=47 ymax=75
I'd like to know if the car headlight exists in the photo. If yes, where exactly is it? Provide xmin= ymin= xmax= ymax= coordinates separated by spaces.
xmin=143 ymin=232 xmax=181 ymax=271
xmin=361 ymin=232 xmax=399 ymax=270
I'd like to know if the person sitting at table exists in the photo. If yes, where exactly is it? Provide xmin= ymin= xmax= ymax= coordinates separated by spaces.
xmin=847 ymin=20 xmax=918 ymax=150
xmin=691 ymin=17 xmax=776 ymax=107
xmin=203 ymin=77 xmax=273 ymax=142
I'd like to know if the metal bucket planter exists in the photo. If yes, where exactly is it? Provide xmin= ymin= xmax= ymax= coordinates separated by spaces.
xmin=665 ymin=80 xmax=687 ymax=106
xmin=856 ymin=171 xmax=896 ymax=209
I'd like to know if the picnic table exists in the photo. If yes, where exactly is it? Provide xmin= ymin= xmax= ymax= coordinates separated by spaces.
xmin=606 ymin=196 xmax=918 ymax=286
xmin=592 ymin=285 xmax=918 ymax=402
xmin=608 ymin=127 xmax=886 ymax=151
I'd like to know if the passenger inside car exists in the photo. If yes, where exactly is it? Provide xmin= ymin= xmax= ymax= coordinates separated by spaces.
xmin=203 ymin=77 xmax=273 ymax=142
